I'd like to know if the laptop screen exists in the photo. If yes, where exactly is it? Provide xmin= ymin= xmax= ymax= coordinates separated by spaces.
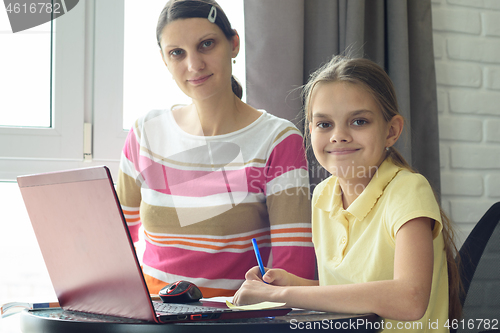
xmin=18 ymin=167 xmax=156 ymax=321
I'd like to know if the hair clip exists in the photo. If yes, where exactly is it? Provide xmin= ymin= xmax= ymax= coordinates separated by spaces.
xmin=208 ymin=6 xmax=217 ymax=23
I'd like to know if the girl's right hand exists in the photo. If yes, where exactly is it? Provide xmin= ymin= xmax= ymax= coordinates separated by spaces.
xmin=245 ymin=266 xmax=292 ymax=286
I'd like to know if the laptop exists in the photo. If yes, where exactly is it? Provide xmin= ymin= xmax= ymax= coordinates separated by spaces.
xmin=17 ymin=166 xmax=291 ymax=323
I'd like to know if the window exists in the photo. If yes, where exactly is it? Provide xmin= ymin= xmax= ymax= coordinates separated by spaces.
xmin=0 ymin=2 xmax=87 ymax=180
xmin=0 ymin=13 xmax=52 ymax=128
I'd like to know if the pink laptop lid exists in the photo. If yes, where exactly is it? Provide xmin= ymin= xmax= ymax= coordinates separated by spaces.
xmin=17 ymin=166 xmax=157 ymax=322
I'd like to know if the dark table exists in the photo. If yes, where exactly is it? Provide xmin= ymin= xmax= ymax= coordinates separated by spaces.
xmin=20 ymin=308 xmax=382 ymax=332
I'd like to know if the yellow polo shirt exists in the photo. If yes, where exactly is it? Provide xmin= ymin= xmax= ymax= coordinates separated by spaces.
xmin=312 ymin=159 xmax=449 ymax=332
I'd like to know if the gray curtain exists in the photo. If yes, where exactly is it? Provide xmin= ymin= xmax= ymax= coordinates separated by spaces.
xmin=244 ymin=0 xmax=441 ymax=196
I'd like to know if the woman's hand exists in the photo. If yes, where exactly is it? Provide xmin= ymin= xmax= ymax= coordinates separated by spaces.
xmin=245 ymin=266 xmax=292 ymax=286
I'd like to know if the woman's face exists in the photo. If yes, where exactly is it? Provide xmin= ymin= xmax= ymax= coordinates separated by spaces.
xmin=159 ymin=18 xmax=239 ymax=101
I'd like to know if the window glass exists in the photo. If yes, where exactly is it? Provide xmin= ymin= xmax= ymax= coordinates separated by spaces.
xmin=0 ymin=10 xmax=52 ymax=128
xmin=122 ymin=0 xmax=245 ymax=130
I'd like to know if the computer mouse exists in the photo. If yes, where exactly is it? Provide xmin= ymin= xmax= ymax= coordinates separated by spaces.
xmin=158 ymin=280 xmax=203 ymax=303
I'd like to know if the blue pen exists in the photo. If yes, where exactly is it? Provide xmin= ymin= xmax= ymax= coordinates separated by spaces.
xmin=251 ymin=238 xmax=267 ymax=283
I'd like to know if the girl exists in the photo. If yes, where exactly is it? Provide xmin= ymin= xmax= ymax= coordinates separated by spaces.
xmin=116 ymin=0 xmax=315 ymax=298
xmin=233 ymin=56 xmax=461 ymax=332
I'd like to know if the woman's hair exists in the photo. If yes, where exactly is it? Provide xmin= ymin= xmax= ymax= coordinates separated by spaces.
xmin=303 ymin=55 xmax=463 ymax=321
xmin=156 ymin=0 xmax=242 ymax=99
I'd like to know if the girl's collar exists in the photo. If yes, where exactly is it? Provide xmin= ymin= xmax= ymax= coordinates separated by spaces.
xmin=314 ymin=159 xmax=402 ymax=221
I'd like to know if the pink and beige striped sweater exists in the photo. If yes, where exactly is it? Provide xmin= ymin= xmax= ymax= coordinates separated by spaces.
xmin=117 ymin=108 xmax=315 ymax=297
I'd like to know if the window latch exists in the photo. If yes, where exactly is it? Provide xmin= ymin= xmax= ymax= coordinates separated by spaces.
xmin=84 ymin=123 xmax=92 ymax=162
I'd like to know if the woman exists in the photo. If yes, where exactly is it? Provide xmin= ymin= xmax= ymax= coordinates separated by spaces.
xmin=116 ymin=0 xmax=315 ymax=298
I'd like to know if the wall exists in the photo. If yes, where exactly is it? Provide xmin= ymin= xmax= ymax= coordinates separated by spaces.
xmin=432 ymin=2 xmax=499 ymax=328
xmin=432 ymin=0 xmax=500 ymax=246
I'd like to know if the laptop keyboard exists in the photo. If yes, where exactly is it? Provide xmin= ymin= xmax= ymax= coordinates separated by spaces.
xmin=154 ymin=302 xmax=227 ymax=314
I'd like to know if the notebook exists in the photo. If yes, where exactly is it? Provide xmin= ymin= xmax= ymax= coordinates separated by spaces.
xmin=17 ymin=166 xmax=291 ymax=323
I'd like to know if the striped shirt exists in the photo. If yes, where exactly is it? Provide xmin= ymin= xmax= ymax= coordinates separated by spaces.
xmin=117 ymin=108 xmax=315 ymax=297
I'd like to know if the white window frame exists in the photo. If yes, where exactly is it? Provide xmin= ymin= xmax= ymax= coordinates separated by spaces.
xmin=1 ymin=2 xmax=86 ymax=180
xmin=0 ymin=1 xmax=123 ymax=181
xmin=92 ymin=0 xmax=128 ymax=162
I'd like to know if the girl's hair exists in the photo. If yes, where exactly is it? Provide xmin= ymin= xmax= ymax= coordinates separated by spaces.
xmin=156 ymin=0 xmax=242 ymax=99
xmin=303 ymin=55 xmax=463 ymax=321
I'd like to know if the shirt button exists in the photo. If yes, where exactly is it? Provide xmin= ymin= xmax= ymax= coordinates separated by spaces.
xmin=341 ymin=237 xmax=347 ymax=244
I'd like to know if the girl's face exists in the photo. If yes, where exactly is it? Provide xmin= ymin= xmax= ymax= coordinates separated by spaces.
xmin=309 ymin=81 xmax=400 ymax=185
xmin=159 ymin=18 xmax=239 ymax=101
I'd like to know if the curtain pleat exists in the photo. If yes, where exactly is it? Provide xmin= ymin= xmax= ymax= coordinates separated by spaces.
xmin=244 ymin=0 xmax=440 ymax=195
